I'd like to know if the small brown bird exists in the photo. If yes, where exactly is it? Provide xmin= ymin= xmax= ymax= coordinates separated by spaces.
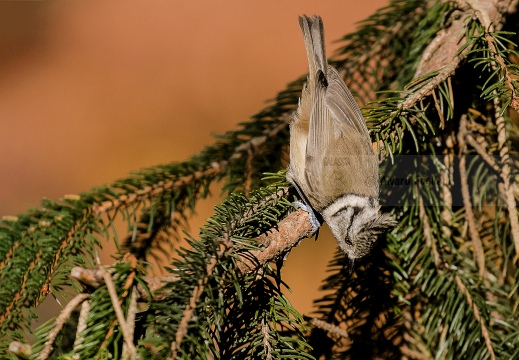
xmin=287 ymin=15 xmax=395 ymax=268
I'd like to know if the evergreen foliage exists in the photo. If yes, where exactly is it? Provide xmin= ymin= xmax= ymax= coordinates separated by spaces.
xmin=2 ymin=0 xmax=519 ymax=359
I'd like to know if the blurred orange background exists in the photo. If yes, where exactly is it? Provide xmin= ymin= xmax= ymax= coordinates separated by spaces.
xmin=0 ymin=0 xmax=388 ymax=324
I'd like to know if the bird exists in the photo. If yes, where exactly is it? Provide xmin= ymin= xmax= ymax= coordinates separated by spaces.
xmin=286 ymin=15 xmax=396 ymax=270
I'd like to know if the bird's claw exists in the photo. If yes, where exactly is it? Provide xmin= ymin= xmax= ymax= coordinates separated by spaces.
xmin=292 ymin=201 xmax=321 ymax=234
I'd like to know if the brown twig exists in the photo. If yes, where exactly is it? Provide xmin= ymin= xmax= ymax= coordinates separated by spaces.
xmin=432 ymin=90 xmax=446 ymax=129
xmin=72 ymin=299 xmax=91 ymax=354
xmin=261 ymin=317 xmax=273 ymax=360
xmin=440 ymin=135 xmax=454 ymax=238
xmin=458 ymin=115 xmax=486 ymax=277
xmin=122 ymin=287 xmax=139 ymax=360
xmin=307 ymin=317 xmax=350 ymax=339
xmin=493 ymin=95 xmax=519 ymax=257
xmin=419 ymin=193 xmax=442 ymax=268
xmin=72 ymin=265 xmax=180 ymax=301
xmin=169 ymin=255 xmax=219 ymax=359
xmin=71 ymin=266 xmax=106 ymax=288
xmin=102 ymin=271 xmax=136 ymax=358
xmin=465 ymin=134 xmax=500 ymax=172
xmin=36 ymin=293 xmax=90 ymax=360
xmin=455 ymin=275 xmax=496 ymax=360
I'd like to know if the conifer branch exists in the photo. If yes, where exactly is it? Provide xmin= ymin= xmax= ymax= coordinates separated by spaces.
xmin=0 ymin=247 xmax=44 ymax=326
xmin=73 ymin=207 xmax=312 ymax=304
xmin=92 ymin=161 xmax=225 ymax=215
xmin=484 ymin=32 xmax=519 ymax=111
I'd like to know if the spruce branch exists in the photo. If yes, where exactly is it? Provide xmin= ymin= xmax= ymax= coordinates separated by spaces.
xmin=92 ymin=161 xmax=226 ymax=215
xmin=72 ymin=207 xmax=313 ymax=303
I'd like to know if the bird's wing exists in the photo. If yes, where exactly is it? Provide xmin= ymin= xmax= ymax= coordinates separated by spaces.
xmin=325 ymin=66 xmax=371 ymax=140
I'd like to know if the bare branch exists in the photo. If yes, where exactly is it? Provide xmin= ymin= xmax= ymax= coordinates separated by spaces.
xmin=122 ymin=288 xmax=139 ymax=360
xmin=455 ymin=275 xmax=496 ymax=360
xmin=103 ymin=271 xmax=136 ymax=358
xmin=419 ymin=193 xmax=442 ymax=268
xmin=72 ymin=299 xmax=91 ymax=354
xmin=307 ymin=317 xmax=350 ymax=339
xmin=458 ymin=115 xmax=486 ymax=277
xmin=37 ymin=293 xmax=90 ymax=360
xmin=169 ymin=255 xmax=219 ymax=359
xmin=493 ymin=95 xmax=519 ymax=257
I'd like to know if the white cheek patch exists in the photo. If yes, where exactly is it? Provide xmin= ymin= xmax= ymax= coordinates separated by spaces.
xmin=321 ymin=193 xmax=376 ymax=220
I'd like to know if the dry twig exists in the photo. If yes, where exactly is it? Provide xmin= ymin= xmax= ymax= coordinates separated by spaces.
xmin=458 ymin=115 xmax=486 ymax=277
xmin=308 ymin=317 xmax=350 ymax=339
xmin=493 ymin=96 xmax=519 ymax=257
xmin=72 ymin=299 xmax=91 ymax=354
xmin=455 ymin=275 xmax=496 ymax=360
xmin=419 ymin=193 xmax=442 ymax=268
xmin=169 ymin=255 xmax=219 ymax=359
xmin=103 ymin=271 xmax=136 ymax=358
xmin=36 ymin=293 xmax=90 ymax=360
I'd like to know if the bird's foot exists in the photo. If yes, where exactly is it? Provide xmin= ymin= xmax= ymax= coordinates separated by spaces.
xmin=292 ymin=200 xmax=321 ymax=234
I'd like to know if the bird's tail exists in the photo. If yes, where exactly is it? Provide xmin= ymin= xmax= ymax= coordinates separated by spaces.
xmin=298 ymin=14 xmax=327 ymax=81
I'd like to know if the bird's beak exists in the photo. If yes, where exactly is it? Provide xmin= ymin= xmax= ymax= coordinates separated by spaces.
xmin=348 ymin=257 xmax=355 ymax=275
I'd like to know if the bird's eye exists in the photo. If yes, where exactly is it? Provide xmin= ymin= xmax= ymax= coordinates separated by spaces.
xmin=344 ymin=237 xmax=352 ymax=246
